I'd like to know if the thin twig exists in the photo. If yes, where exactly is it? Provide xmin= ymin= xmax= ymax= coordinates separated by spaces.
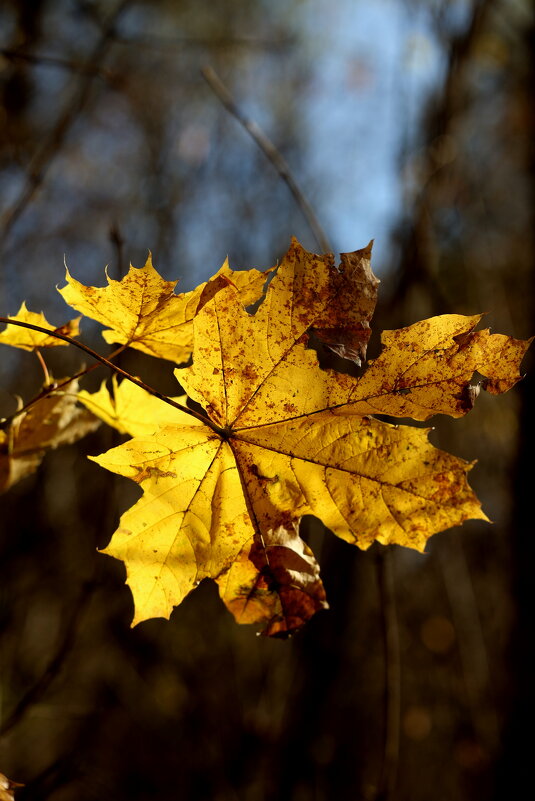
xmin=0 ymin=317 xmax=211 ymax=429
xmin=82 ymin=5 xmax=292 ymax=51
xmin=34 ymin=349 xmax=51 ymax=386
xmin=0 ymin=344 xmax=127 ymax=429
xmin=112 ymin=33 xmax=295 ymax=50
xmin=201 ymin=65 xmax=332 ymax=255
xmin=0 ymin=47 xmax=114 ymax=81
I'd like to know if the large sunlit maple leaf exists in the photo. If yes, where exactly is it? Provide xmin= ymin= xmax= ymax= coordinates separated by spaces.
xmin=87 ymin=240 xmax=530 ymax=635
xmin=88 ymin=242 xmax=529 ymax=634
xmin=58 ymin=254 xmax=271 ymax=364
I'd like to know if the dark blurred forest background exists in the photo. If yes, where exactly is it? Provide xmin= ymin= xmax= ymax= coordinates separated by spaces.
xmin=0 ymin=1 xmax=533 ymax=799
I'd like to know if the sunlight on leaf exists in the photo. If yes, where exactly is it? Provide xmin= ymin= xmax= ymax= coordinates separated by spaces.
xmin=87 ymin=240 xmax=530 ymax=635
xmin=58 ymin=254 xmax=271 ymax=364
xmin=0 ymin=302 xmax=80 ymax=351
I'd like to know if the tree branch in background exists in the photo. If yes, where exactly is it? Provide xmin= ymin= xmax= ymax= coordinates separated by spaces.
xmin=201 ymin=65 xmax=332 ymax=255
xmin=111 ymin=33 xmax=296 ymax=51
xmin=0 ymin=47 xmax=115 ymax=82
xmin=386 ymin=0 xmax=501 ymax=766
xmin=0 ymin=0 xmax=133 ymax=244
xmin=387 ymin=0 xmax=497 ymax=314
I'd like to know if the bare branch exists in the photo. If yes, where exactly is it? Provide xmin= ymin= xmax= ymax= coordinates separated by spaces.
xmin=201 ymin=65 xmax=332 ymax=255
xmin=0 ymin=344 xmax=126 ymax=429
xmin=0 ymin=47 xmax=114 ymax=81
xmin=113 ymin=33 xmax=295 ymax=50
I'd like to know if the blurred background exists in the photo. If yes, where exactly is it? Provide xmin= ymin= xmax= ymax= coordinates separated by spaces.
xmin=0 ymin=0 xmax=533 ymax=799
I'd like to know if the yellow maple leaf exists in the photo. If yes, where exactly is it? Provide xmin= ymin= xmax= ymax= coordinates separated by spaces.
xmin=77 ymin=376 xmax=202 ymax=437
xmin=0 ymin=379 xmax=99 ymax=492
xmin=0 ymin=302 xmax=80 ymax=351
xmin=90 ymin=241 xmax=530 ymax=635
xmin=58 ymin=254 xmax=271 ymax=364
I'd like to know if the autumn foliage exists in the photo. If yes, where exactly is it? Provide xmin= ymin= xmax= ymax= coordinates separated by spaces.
xmin=0 ymin=241 xmax=530 ymax=635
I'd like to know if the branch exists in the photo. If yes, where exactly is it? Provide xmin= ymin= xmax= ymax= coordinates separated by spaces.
xmin=0 ymin=317 xmax=211 ymax=429
xmin=112 ymin=33 xmax=295 ymax=50
xmin=201 ymin=66 xmax=332 ymax=255
xmin=386 ymin=0 xmax=498 ymax=314
xmin=0 ymin=344 xmax=126 ymax=429
xmin=0 ymin=47 xmax=114 ymax=81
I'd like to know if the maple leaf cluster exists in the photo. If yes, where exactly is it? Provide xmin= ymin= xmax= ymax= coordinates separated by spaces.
xmin=0 ymin=242 xmax=530 ymax=635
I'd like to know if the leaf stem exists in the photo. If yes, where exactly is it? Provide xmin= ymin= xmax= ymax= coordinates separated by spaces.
xmin=34 ymin=348 xmax=52 ymax=386
xmin=0 ymin=316 xmax=212 ymax=430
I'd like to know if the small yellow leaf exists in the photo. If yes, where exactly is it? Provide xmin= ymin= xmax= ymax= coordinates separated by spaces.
xmin=77 ymin=376 xmax=203 ymax=437
xmin=0 ymin=301 xmax=80 ymax=351
xmin=58 ymin=254 xmax=270 ymax=364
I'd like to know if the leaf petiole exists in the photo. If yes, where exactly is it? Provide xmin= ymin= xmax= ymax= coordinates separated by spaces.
xmin=34 ymin=348 xmax=52 ymax=386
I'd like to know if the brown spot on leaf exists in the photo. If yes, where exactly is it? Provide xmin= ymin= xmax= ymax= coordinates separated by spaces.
xmin=283 ymin=402 xmax=298 ymax=414
xmin=133 ymin=465 xmax=177 ymax=482
xmin=242 ymin=364 xmax=259 ymax=381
